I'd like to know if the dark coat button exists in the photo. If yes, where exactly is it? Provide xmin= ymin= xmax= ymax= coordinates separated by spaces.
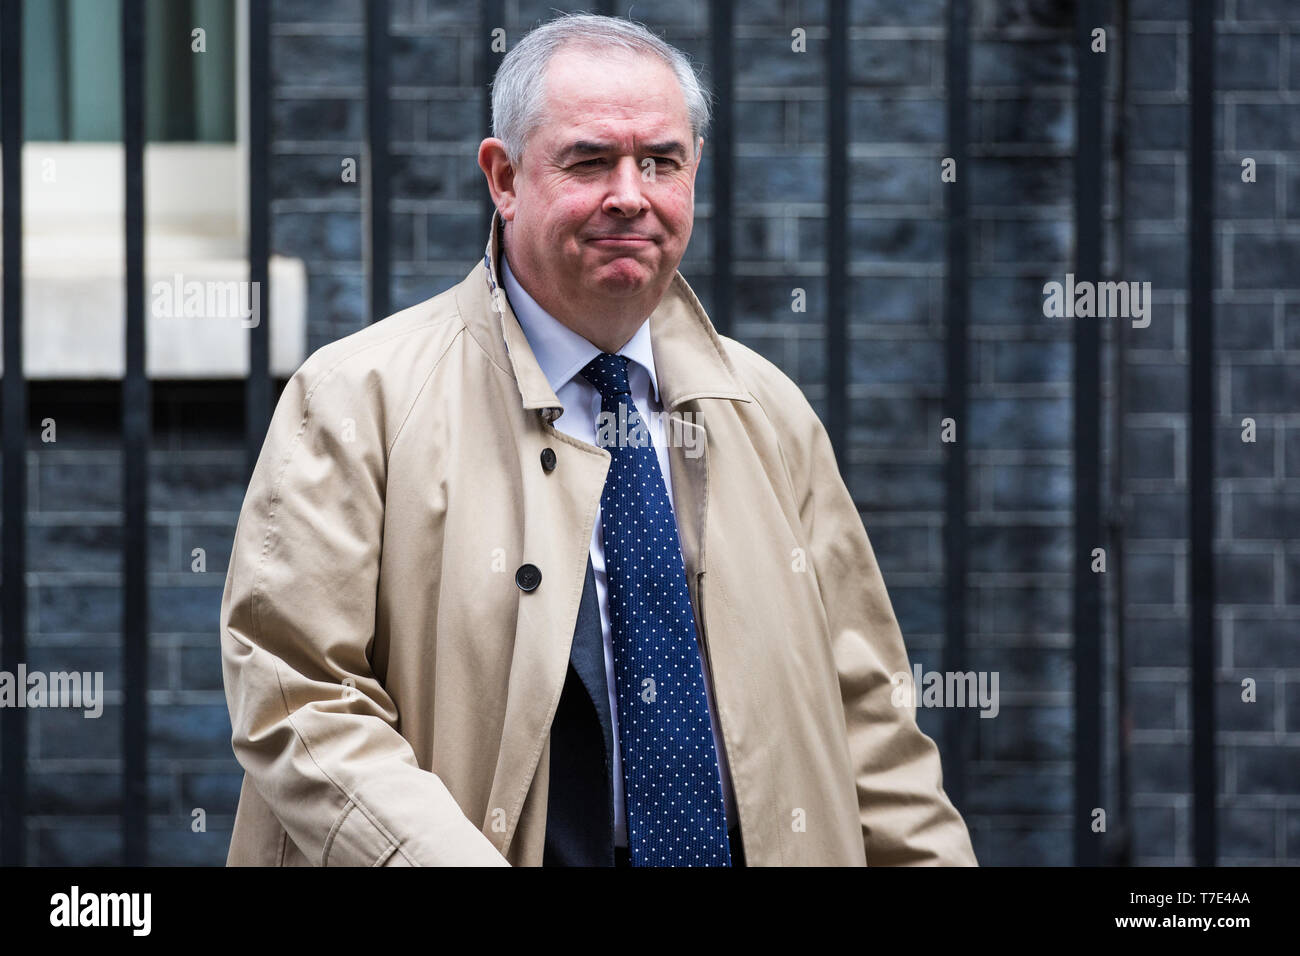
xmin=540 ymin=447 xmax=557 ymax=472
xmin=515 ymin=563 xmax=542 ymax=592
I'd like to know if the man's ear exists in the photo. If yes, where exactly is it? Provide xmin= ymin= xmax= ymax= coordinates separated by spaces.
xmin=478 ymin=137 xmax=518 ymax=220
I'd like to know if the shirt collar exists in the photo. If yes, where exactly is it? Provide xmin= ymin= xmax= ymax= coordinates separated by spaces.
xmin=500 ymin=249 xmax=662 ymax=405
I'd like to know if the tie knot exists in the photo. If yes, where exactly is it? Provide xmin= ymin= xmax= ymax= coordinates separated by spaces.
xmin=579 ymin=352 xmax=632 ymax=401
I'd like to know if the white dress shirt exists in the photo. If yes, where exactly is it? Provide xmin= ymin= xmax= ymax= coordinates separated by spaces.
xmin=500 ymin=252 xmax=738 ymax=847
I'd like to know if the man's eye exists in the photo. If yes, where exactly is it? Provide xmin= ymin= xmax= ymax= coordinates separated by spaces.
xmin=577 ymin=158 xmax=605 ymax=167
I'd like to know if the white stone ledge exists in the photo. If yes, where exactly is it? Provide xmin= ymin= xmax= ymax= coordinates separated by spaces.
xmin=0 ymin=254 xmax=307 ymax=379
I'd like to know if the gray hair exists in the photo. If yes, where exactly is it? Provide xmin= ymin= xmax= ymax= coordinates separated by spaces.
xmin=490 ymin=12 xmax=713 ymax=168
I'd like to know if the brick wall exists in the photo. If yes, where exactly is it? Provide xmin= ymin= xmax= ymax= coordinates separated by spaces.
xmin=1122 ymin=0 xmax=1300 ymax=864
xmin=18 ymin=382 xmax=247 ymax=864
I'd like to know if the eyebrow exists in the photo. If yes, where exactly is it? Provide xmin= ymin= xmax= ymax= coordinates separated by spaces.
xmin=560 ymin=140 xmax=690 ymax=163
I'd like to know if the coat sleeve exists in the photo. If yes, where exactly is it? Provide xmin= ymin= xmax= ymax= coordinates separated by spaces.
xmin=219 ymin=358 xmax=509 ymax=867
xmin=783 ymin=391 xmax=978 ymax=867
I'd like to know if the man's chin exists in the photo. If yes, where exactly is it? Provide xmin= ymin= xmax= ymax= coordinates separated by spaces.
xmin=586 ymin=258 xmax=659 ymax=294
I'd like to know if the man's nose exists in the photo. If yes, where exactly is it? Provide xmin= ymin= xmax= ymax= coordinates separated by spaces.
xmin=602 ymin=157 xmax=650 ymax=216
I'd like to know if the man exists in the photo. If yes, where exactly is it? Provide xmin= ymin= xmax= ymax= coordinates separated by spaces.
xmin=220 ymin=12 xmax=977 ymax=867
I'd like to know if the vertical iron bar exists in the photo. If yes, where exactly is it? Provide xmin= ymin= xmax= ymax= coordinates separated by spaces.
xmin=246 ymin=0 xmax=270 ymax=478
xmin=1074 ymin=0 xmax=1105 ymax=868
xmin=0 ymin=0 xmax=27 ymax=868
xmin=943 ymin=0 xmax=971 ymax=814
xmin=121 ymin=0 xmax=149 ymax=866
xmin=826 ymin=0 xmax=846 ymax=461
xmin=364 ymin=0 xmax=390 ymax=325
xmin=481 ymin=0 xmax=505 ymax=232
xmin=1188 ymin=0 xmax=1216 ymax=868
xmin=1107 ymin=0 xmax=1133 ymax=867
xmin=710 ymin=0 xmax=733 ymax=341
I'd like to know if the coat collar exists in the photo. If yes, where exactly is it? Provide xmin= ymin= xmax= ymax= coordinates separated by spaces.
xmin=456 ymin=208 xmax=753 ymax=423
xmin=500 ymin=250 xmax=663 ymax=410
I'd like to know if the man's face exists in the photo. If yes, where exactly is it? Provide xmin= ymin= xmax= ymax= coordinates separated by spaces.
xmin=501 ymin=46 xmax=702 ymax=315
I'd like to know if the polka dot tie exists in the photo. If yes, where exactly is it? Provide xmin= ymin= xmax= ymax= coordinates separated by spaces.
xmin=579 ymin=352 xmax=733 ymax=867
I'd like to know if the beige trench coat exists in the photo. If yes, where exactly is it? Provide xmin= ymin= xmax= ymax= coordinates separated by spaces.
xmin=220 ymin=209 xmax=977 ymax=867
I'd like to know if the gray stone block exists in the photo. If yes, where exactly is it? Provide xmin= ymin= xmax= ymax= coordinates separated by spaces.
xmin=969 ymin=523 xmax=1071 ymax=574
xmin=977 ymin=705 xmax=1072 ymax=762
xmin=1131 ymin=802 xmax=1178 ymax=859
xmin=1124 ymin=425 xmax=1178 ymax=480
xmin=272 ymin=209 xmax=364 ymax=263
xmin=1236 ymin=744 xmax=1300 ymax=793
xmin=972 ymin=41 xmax=1074 ymax=88
xmin=1231 ymin=364 xmax=1300 ymax=414
xmin=848 ymin=395 xmax=935 ymax=449
xmin=390 ymin=33 xmax=461 ymax=88
xmin=850 ymin=335 xmax=944 ymax=385
xmin=1236 ymin=103 xmax=1300 ymax=151
xmin=733 ymin=37 xmax=825 ymax=86
xmin=273 ymin=97 xmax=363 ymax=142
xmin=35 ymin=825 xmax=123 ymax=866
xmin=848 ymin=154 xmax=938 ymax=206
xmin=147 ymin=704 xmax=235 ymax=762
xmin=1132 ymin=741 xmax=1191 ymax=794
xmin=966 ymin=397 xmax=1072 ymax=450
xmin=851 ymin=216 xmax=946 ymax=264
xmin=1217 ymin=550 xmax=1275 ymax=605
xmin=986 ymin=339 xmax=1072 ymax=384
xmin=848 ymin=460 xmax=945 ymax=509
xmin=273 ymin=32 xmax=364 ymax=87
xmin=849 ymin=38 xmax=937 ymax=87
xmin=1130 ymin=677 xmax=1181 ymax=731
xmin=985 ymin=584 xmax=1071 ymax=633
xmin=888 ymin=584 xmax=946 ymax=636
xmin=1128 ymin=30 xmax=1180 ymax=92
xmin=969 ymin=157 xmax=1073 ymax=206
xmin=1234 ymin=235 xmax=1300 ymax=290
xmin=1127 ymin=162 xmax=1179 ymax=220
xmin=1127 ymin=613 xmax=1190 ymax=666
xmin=1219 ymin=676 xmax=1275 ymax=731
xmin=34 ymin=585 xmax=122 ymax=635
xmin=274 ymin=0 xmax=360 ymax=24
xmin=976 ymin=95 xmax=1073 ymax=147
xmin=851 ymin=0 xmax=946 ymax=27
xmin=1219 ymin=804 xmax=1277 ymax=861
xmin=1126 ymin=550 xmax=1178 ymax=605
xmin=851 ymin=95 xmax=945 ymax=144
xmin=147 ymin=823 xmax=233 ymax=866
xmin=150 ymin=585 xmax=224 ymax=635
xmin=1233 ymin=492 xmax=1300 ymax=540
xmin=990 ymin=463 xmax=1071 ymax=511
xmin=1129 ymin=103 xmax=1187 ymax=151
xmin=1125 ymin=492 xmax=1190 ymax=540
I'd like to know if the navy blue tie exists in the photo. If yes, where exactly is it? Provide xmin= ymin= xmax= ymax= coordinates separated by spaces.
xmin=579 ymin=352 xmax=732 ymax=867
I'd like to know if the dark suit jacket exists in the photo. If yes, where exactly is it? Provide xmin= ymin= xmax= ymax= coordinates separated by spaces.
xmin=543 ymin=556 xmax=617 ymax=866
